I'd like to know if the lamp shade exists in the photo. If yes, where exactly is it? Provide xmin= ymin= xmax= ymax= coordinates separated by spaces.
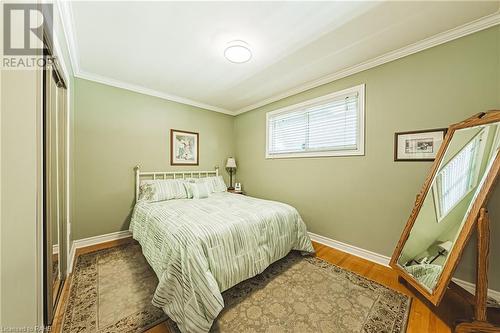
xmin=437 ymin=240 xmax=453 ymax=253
xmin=226 ymin=157 xmax=236 ymax=169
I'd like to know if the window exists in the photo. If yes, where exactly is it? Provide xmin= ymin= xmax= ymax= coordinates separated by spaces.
xmin=433 ymin=130 xmax=485 ymax=221
xmin=266 ymin=84 xmax=365 ymax=158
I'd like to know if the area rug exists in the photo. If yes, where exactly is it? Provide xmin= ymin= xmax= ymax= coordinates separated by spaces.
xmin=62 ymin=243 xmax=411 ymax=333
xmin=62 ymin=243 xmax=167 ymax=333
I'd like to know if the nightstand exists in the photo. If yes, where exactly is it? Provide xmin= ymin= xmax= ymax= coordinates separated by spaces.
xmin=227 ymin=189 xmax=245 ymax=195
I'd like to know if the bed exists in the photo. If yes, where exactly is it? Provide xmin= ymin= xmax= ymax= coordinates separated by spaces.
xmin=404 ymin=263 xmax=443 ymax=291
xmin=129 ymin=166 xmax=314 ymax=333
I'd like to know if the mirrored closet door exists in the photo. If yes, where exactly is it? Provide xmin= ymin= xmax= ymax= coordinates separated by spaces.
xmin=44 ymin=56 xmax=68 ymax=325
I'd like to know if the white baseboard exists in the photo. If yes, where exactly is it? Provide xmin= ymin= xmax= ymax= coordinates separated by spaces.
xmin=68 ymin=230 xmax=132 ymax=273
xmin=308 ymin=231 xmax=500 ymax=302
xmin=308 ymin=231 xmax=391 ymax=267
xmin=452 ymin=277 xmax=500 ymax=303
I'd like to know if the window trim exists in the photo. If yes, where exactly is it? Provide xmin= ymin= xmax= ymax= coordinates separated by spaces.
xmin=265 ymin=84 xmax=365 ymax=159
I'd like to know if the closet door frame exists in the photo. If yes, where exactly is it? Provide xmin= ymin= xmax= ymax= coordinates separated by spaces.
xmin=43 ymin=63 xmax=64 ymax=323
xmin=41 ymin=32 xmax=71 ymax=326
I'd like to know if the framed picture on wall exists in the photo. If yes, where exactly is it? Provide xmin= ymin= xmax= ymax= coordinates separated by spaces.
xmin=170 ymin=129 xmax=199 ymax=165
xmin=394 ymin=128 xmax=447 ymax=161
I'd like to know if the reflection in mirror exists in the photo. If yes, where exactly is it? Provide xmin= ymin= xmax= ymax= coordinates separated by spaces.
xmin=398 ymin=122 xmax=500 ymax=292
xmin=48 ymin=72 xmax=62 ymax=308
xmin=52 ymin=214 xmax=60 ymax=307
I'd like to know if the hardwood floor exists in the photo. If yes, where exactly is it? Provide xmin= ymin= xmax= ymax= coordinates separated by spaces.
xmin=53 ymin=239 xmax=500 ymax=333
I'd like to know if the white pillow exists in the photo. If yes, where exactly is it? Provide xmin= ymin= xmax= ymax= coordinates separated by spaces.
xmin=208 ymin=176 xmax=227 ymax=193
xmin=183 ymin=178 xmax=205 ymax=197
xmin=138 ymin=179 xmax=189 ymax=202
xmin=189 ymin=182 xmax=210 ymax=199
xmin=187 ymin=176 xmax=226 ymax=193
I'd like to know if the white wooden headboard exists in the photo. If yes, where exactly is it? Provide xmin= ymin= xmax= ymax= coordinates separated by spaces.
xmin=134 ymin=165 xmax=219 ymax=202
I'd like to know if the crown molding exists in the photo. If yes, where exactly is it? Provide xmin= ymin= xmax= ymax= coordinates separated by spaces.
xmin=75 ymin=71 xmax=234 ymax=115
xmin=233 ymin=10 xmax=500 ymax=115
xmin=57 ymin=0 xmax=499 ymax=117
xmin=57 ymin=0 xmax=80 ymax=76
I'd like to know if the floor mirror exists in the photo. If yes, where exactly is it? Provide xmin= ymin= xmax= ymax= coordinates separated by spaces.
xmin=390 ymin=111 xmax=500 ymax=331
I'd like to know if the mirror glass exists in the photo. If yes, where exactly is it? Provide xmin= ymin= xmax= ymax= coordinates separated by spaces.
xmin=398 ymin=121 xmax=500 ymax=292
xmin=48 ymin=71 xmax=62 ymax=308
xmin=52 ymin=220 xmax=60 ymax=306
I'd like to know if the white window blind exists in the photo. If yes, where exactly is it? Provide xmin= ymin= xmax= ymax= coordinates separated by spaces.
xmin=266 ymin=84 xmax=364 ymax=158
xmin=435 ymin=133 xmax=482 ymax=220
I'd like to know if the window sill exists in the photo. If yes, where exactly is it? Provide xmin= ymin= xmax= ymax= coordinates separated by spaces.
xmin=265 ymin=150 xmax=365 ymax=159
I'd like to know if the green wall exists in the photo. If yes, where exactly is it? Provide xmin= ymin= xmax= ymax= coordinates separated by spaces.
xmin=73 ymin=27 xmax=499 ymax=290
xmin=234 ymin=26 xmax=500 ymax=289
xmin=73 ymin=79 xmax=235 ymax=239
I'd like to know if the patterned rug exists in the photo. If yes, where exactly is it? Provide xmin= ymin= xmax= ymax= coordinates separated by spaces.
xmin=62 ymin=243 xmax=411 ymax=333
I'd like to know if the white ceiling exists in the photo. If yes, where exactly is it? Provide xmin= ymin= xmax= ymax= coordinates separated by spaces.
xmin=60 ymin=1 xmax=500 ymax=115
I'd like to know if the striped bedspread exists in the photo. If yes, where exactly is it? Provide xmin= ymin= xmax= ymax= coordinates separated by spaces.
xmin=129 ymin=192 xmax=314 ymax=333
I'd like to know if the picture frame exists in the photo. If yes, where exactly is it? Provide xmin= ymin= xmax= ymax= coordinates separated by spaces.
xmin=394 ymin=128 xmax=447 ymax=161
xmin=170 ymin=129 xmax=199 ymax=166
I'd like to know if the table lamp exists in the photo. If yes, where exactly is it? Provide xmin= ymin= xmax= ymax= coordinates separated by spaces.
xmin=226 ymin=157 xmax=237 ymax=190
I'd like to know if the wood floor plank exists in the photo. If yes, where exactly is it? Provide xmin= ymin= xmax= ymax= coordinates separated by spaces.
xmin=340 ymin=255 xmax=374 ymax=276
xmin=407 ymin=299 xmax=434 ymax=333
xmin=51 ymin=273 xmax=72 ymax=333
xmin=145 ymin=322 xmax=172 ymax=333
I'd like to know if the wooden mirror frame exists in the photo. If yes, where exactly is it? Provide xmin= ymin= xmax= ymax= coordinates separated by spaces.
xmin=390 ymin=110 xmax=500 ymax=306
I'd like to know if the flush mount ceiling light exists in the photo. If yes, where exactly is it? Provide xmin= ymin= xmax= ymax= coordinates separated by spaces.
xmin=224 ymin=40 xmax=252 ymax=64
